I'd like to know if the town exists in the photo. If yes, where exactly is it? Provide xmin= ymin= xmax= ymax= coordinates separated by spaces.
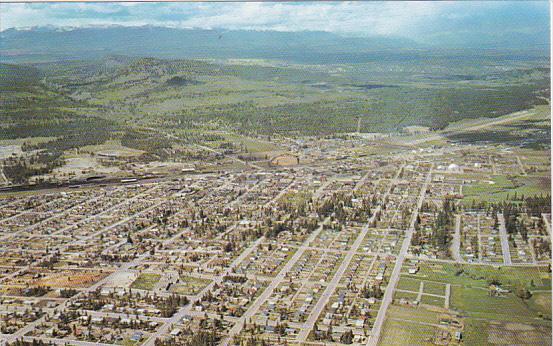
xmin=0 ymin=3 xmax=551 ymax=344
xmin=1 ymin=129 xmax=551 ymax=346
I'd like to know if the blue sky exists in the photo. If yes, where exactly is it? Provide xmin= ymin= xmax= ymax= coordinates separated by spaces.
xmin=1 ymin=1 xmax=549 ymax=44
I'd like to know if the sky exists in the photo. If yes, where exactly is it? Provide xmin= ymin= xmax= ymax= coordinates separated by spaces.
xmin=0 ymin=1 xmax=550 ymax=44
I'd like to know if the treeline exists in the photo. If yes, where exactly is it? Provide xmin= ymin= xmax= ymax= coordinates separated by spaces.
xmin=431 ymin=199 xmax=456 ymax=254
xmin=22 ymin=124 xmax=114 ymax=153
xmin=120 ymin=129 xmax=175 ymax=161
xmin=8 ymin=340 xmax=53 ymax=346
xmin=424 ymin=81 xmax=549 ymax=130
xmin=412 ymin=198 xmax=457 ymax=257
xmin=169 ymin=79 xmax=549 ymax=136
xmin=495 ymin=194 xmax=551 ymax=242
xmin=3 ymin=152 xmax=65 ymax=185
xmin=0 ymin=114 xmax=111 ymax=140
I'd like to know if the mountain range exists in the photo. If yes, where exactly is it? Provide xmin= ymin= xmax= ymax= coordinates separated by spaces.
xmin=1 ymin=26 xmax=548 ymax=64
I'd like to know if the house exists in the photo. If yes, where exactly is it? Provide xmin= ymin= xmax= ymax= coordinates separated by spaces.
xmin=130 ymin=332 xmax=143 ymax=342
xmin=454 ymin=331 xmax=462 ymax=341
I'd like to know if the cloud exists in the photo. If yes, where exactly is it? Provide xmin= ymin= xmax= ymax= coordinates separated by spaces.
xmin=0 ymin=1 xmax=549 ymax=44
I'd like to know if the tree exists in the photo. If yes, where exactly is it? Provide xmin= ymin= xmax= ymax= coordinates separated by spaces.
xmin=340 ymin=330 xmax=354 ymax=344
xmin=515 ymin=286 xmax=532 ymax=300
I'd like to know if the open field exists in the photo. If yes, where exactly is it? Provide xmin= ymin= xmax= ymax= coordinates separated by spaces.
xmin=462 ymin=174 xmax=549 ymax=204
xmin=130 ymin=274 xmax=161 ymax=291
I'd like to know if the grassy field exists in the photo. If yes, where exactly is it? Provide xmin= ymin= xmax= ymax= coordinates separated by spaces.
xmin=386 ymin=261 xmax=552 ymax=346
xmin=380 ymin=319 xmax=436 ymax=346
xmin=403 ymin=261 xmax=551 ymax=289
xmin=451 ymin=286 xmax=537 ymax=321
xmin=462 ymin=174 xmax=548 ymax=204
xmin=130 ymin=273 xmax=161 ymax=290
xmin=401 ymin=261 xmax=551 ymax=324
xmin=393 ymin=291 xmax=418 ymax=301
xmin=423 ymin=281 xmax=446 ymax=296
xmin=80 ymin=139 xmax=145 ymax=157
xmin=396 ymin=277 xmax=421 ymax=292
xmin=170 ymin=275 xmax=211 ymax=295
xmin=380 ymin=305 xmax=440 ymax=345
xmin=463 ymin=318 xmax=552 ymax=345
xmin=420 ymin=295 xmax=445 ymax=307
xmin=527 ymin=291 xmax=553 ymax=317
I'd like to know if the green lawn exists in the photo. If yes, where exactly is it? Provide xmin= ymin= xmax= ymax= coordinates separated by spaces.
xmin=402 ymin=261 xmax=551 ymax=322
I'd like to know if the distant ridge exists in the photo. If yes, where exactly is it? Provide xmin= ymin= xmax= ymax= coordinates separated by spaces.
xmin=1 ymin=25 xmax=421 ymax=64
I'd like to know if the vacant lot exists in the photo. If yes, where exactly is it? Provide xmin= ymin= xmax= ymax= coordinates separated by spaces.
xmin=130 ymin=273 xmax=161 ymax=290
xmin=171 ymin=275 xmax=211 ymax=295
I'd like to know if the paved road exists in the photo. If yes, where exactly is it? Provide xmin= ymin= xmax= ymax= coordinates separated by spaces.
xmin=296 ymin=165 xmax=404 ymax=342
xmin=0 ymin=184 xmax=207 ymax=345
xmin=3 ymin=253 xmax=149 ymax=344
xmin=51 ymin=185 xmax=160 ymax=237
xmin=214 ymin=178 xmax=295 ymax=242
xmin=367 ymin=167 xmax=432 ymax=346
xmin=516 ymin=156 xmax=527 ymax=175
xmin=142 ymin=236 xmax=266 ymax=346
xmin=0 ymin=187 xmax=126 ymax=242
xmin=19 ymin=336 xmax=113 ymax=346
xmin=497 ymin=213 xmax=513 ymax=265
xmin=222 ymin=217 xmax=331 ymax=345
xmin=542 ymin=214 xmax=551 ymax=237
xmin=0 ymin=164 xmax=8 ymax=186
xmin=220 ymin=176 xmax=338 ymax=344
xmin=296 ymin=213 xmax=378 ymax=341
xmin=223 ymin=170 xmax=387 ymax=344
xmin=444 ymin=284 xmax=451 ymax=309
xmin=451 ymin=214 xmax=462 ymax=263
xmin=0 ymin=195 xmax=65 ymax=225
